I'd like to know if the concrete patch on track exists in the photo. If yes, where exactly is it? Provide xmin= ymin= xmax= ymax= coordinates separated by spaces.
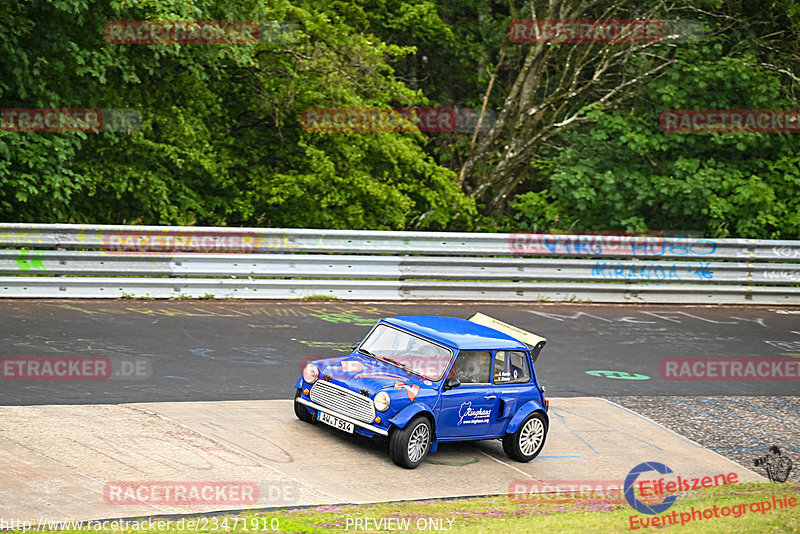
xmin=0 ymin=398 xmax=766 ymax=522
xmin=0 ymin=404 xmax=335 ymax=521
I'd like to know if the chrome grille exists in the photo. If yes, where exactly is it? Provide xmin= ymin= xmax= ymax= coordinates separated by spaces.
xmin=310 ymin=380 xmax=376 ymax=423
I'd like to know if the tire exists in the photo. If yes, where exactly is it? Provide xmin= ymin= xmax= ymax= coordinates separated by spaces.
xmin=294 ymin=389 xmax=314 ymax=423
xmin=389 ymin=415 xmax=432 ymax=469
xmin=502 ymin=412 xmax=547 ymax=462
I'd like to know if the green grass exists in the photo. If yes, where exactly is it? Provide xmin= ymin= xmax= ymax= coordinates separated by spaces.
xmin=15 ymin=482 xmax=798 ymax=534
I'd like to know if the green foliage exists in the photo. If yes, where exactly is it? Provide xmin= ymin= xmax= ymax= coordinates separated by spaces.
xmin=510 ymin=22 xmax=800 ymax=239
xmin=0 ymin=0 xmax=474 ymax=229
xmin=1 ymin=0 xmax=798 ymax=237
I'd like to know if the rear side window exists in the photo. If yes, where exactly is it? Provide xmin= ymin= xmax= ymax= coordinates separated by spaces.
xmin=493 ymin=350 xmax=531 ymax=384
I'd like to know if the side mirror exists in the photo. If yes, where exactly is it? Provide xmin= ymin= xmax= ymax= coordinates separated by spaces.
xmin=443 ymin=377 xmax=461 ymax=391
xmin=351 ymin=343 xmax=359 ymax=351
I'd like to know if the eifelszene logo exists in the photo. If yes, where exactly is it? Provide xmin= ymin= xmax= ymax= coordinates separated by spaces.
xmin=624 ymin=462 xmax=678 ymax=515
xmin=624 ymin=462 xmax=739 ymax=516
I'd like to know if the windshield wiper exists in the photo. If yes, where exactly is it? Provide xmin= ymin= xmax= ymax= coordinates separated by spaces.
xmin=381 ymin=356 xmax=410 ymax=370
xmin=358 ymin=350 xmax=411 ymax=372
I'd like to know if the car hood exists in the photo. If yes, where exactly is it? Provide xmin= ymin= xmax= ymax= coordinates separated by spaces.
xmin=315 ymin=354 xmax=437 ymax=397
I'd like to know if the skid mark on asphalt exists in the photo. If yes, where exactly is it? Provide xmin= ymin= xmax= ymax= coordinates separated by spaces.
xmin=473 ymin=447 xmax=533 ymax=479
xmin=0 ymin=403 xmax=336 ymax=521
xmin=128 ymin=406 xmax=337 ymax=500
xmin=0 ymin=434 xmax=170 ymax=518
xmin=198 ymin=422 xmax=294 ymax=464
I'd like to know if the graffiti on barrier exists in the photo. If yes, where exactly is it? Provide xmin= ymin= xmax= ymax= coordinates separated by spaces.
xmin=690 ymin=262 xmax=713 ymax=279
xmin=0 ymin=232 xmax=44 ymax=246
xmin=16 ymin=250 xmax=45 ymax=271
xmin=509 ymin=233 xmax=718 ymax=257
xmin=763 ymin=270 xmax=800 ymax=282
xmin=591 ymin=262 xmax=680 ymax=281
xmin=772 ymin=246 xmax=800 ymax=259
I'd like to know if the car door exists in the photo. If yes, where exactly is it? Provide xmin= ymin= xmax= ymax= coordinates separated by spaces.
xmin=491 ymin=350 xmax=537 ymax=435
xmin=437 ymin=350 xmax=499 ymax=439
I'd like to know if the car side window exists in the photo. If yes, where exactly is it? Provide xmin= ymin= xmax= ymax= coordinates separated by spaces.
xmin=493 ymin=350 xmax=531 ymax=384
xmin=450 ymin=351 xmax=492 ymax=384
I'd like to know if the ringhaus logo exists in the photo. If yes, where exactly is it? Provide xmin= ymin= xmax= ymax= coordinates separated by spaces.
xmin=458 ymin=401 xmax=491 ymax=425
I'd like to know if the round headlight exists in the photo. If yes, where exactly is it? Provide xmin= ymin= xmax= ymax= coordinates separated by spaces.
xmin=302 ymin=363 xmax=319 ymax=384
xmin=374 ymin=391 xmax=391 ymax=412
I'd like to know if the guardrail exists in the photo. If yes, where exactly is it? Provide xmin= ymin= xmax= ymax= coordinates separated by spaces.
xmin=1 ymin=223 xmax=799 ymax=303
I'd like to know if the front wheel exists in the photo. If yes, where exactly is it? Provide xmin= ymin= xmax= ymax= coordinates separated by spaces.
xmin=294 ymin=389 xmax=314 ymax=423
xmin=389 ymin=416 xmax=431 ymax=469
xmin=502 ymin=412 xmax=547 ymax=462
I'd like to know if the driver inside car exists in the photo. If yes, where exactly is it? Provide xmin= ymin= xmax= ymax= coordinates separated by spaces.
xmin=450 ymin=351 xmax=491 ymax=383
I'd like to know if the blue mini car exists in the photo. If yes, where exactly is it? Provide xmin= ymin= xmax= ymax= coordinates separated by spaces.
xmin=294 ymin=313 xmax=548 ymax=468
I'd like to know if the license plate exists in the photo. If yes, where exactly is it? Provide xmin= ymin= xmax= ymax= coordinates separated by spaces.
xmin=318 ymin=411 xmax=354 ymax=433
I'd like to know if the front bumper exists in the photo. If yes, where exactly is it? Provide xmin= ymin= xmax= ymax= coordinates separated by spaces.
xmin=296 ymin=396 xmax=389 ymax=436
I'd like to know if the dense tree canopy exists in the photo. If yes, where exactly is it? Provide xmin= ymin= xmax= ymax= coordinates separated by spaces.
xmin=1 ymin=0 xmax=798 ymax=238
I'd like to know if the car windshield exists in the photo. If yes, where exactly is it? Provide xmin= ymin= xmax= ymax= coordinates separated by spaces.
xmin=359 ymin=324 xmax=453 ymax=380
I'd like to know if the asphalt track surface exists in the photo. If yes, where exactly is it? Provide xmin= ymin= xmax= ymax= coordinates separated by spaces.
xmin=1 ymin=299 xmax=798 ymax=522
xmin=1 ymin=300 xmax=799 ymax=405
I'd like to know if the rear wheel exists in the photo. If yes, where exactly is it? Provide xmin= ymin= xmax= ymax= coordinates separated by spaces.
xmin=390 ymin=416 xmax=431 ymax=469
xmin=502 ymin=412 xmax=547 ymax=462
xmin=294 ymin=389 xmax=314 ymax=423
